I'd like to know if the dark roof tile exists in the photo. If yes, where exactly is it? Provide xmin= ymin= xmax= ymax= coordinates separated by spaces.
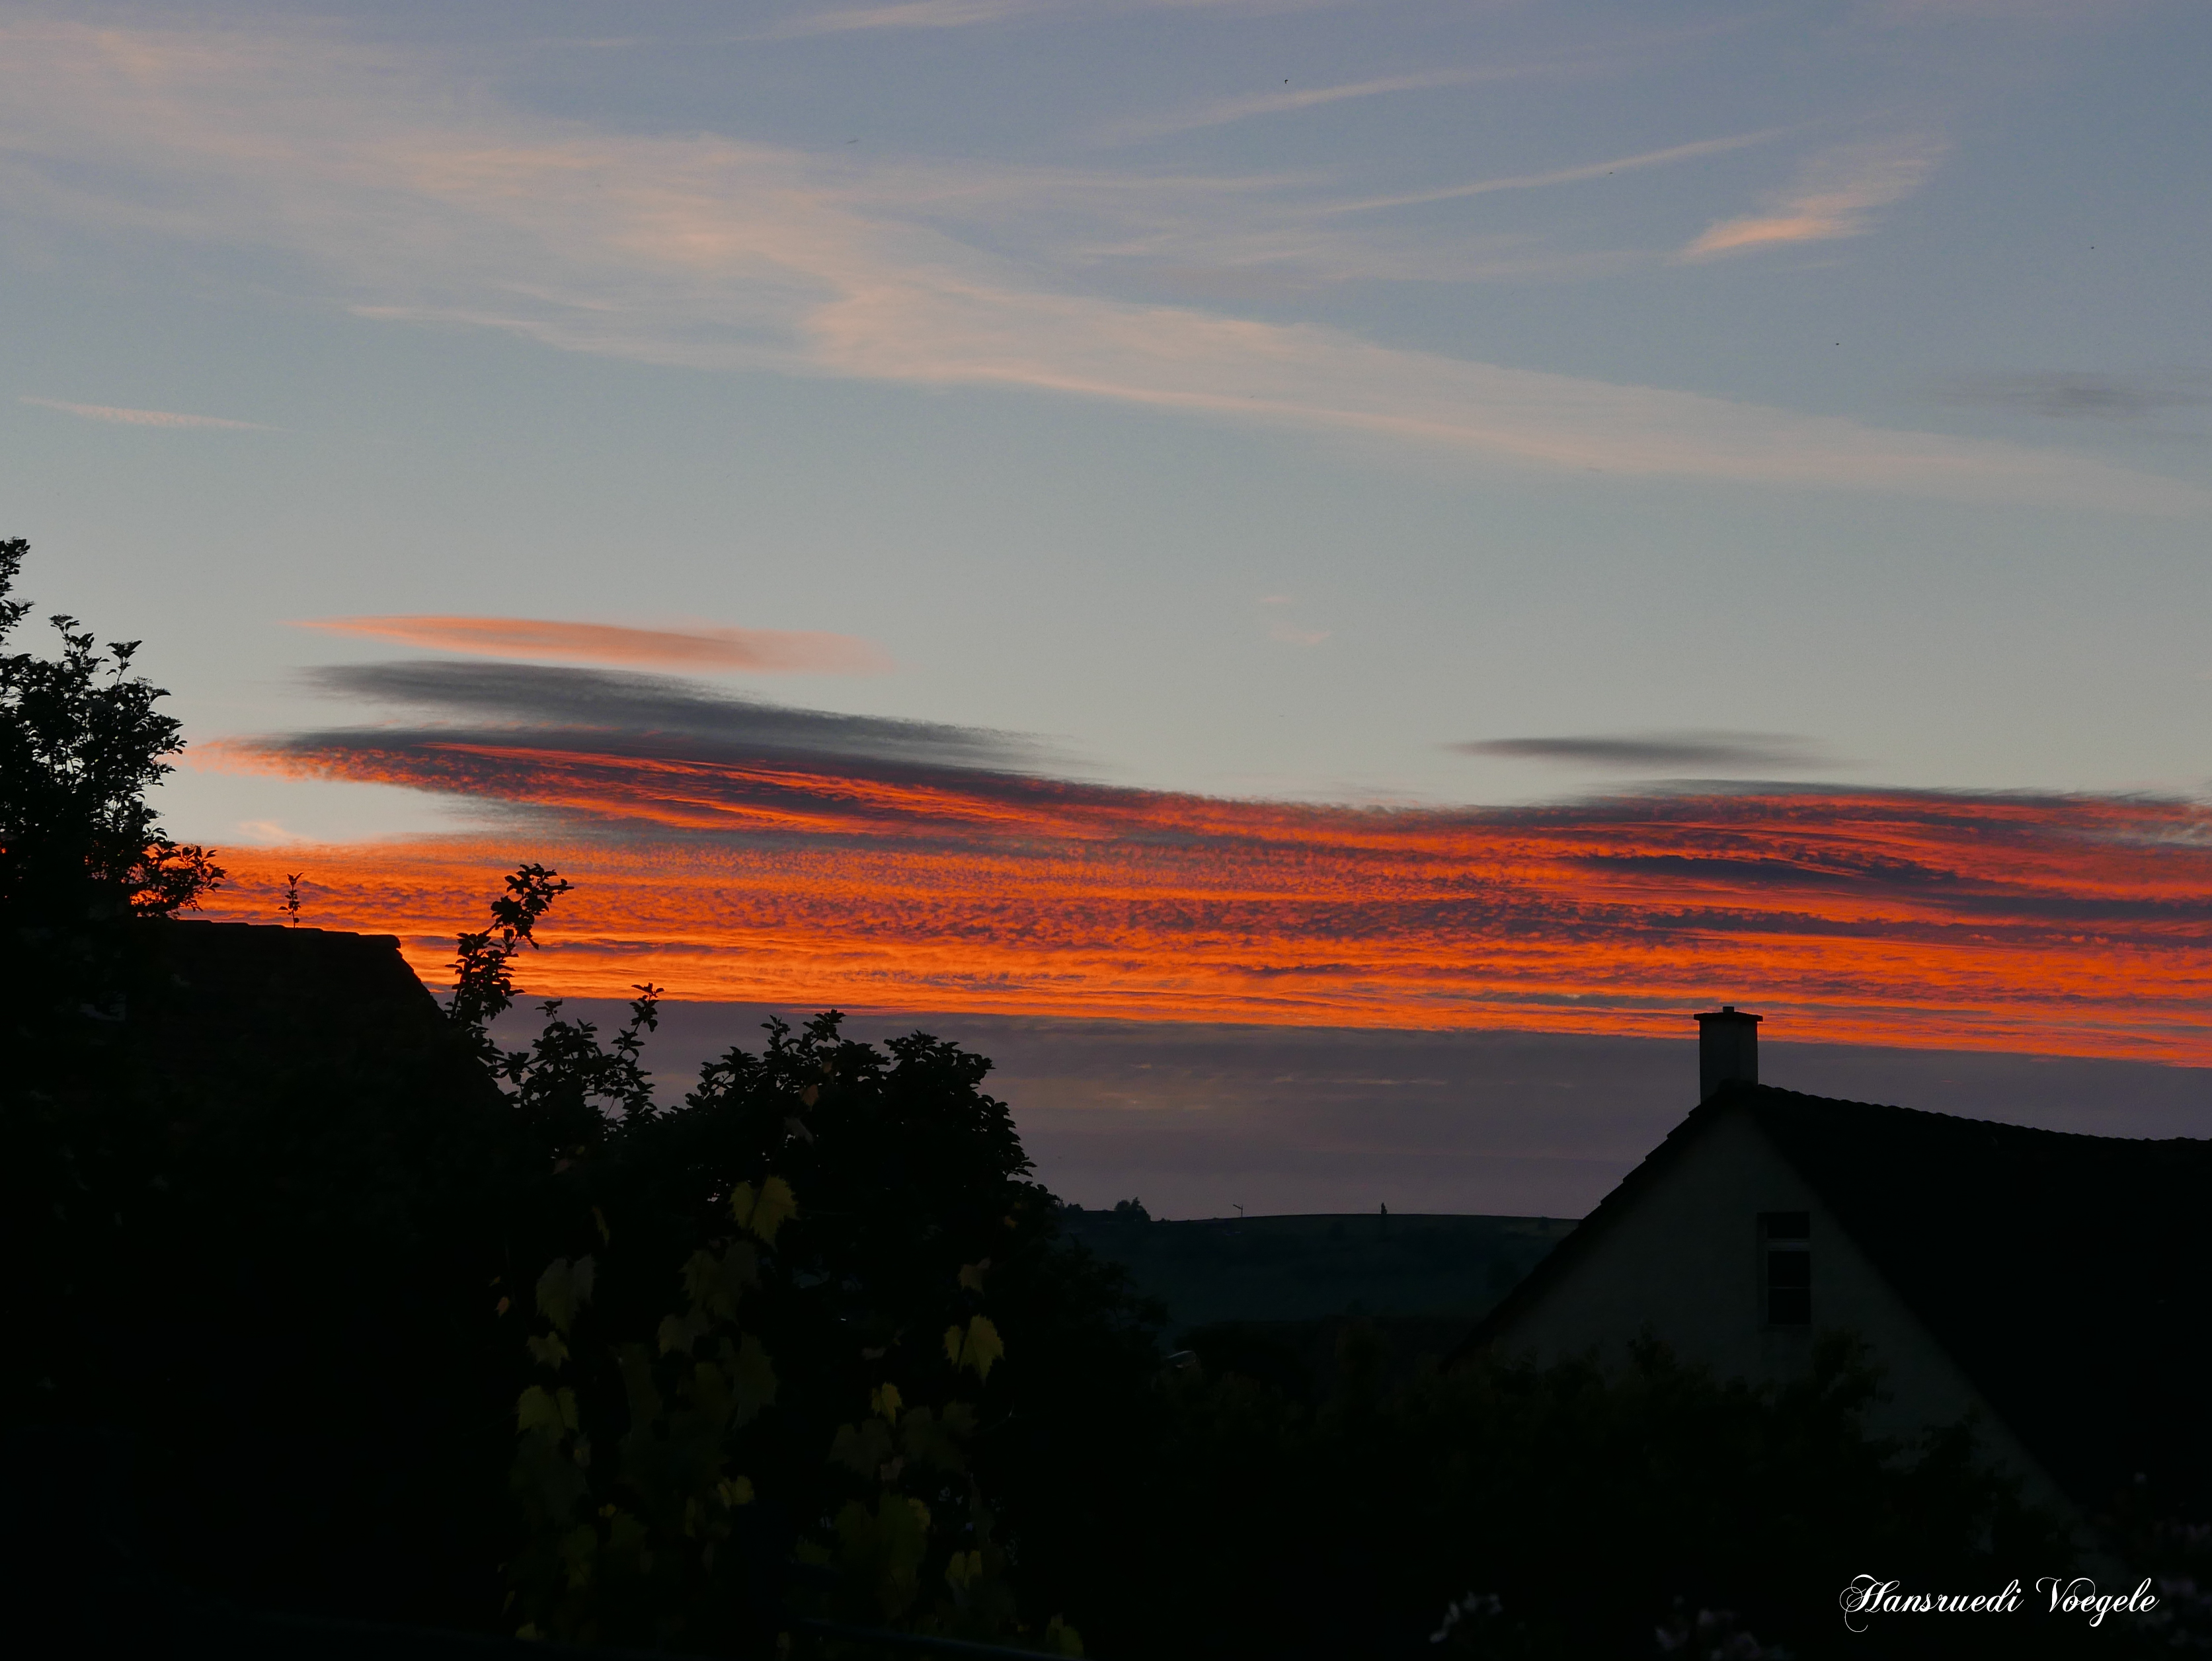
xmin=1746 ymin=1085 xmax=2212 ymax=1513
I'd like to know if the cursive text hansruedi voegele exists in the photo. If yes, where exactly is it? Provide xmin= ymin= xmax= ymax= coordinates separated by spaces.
xmin=1840 ymin=1574 xmax=2160 ymax=1633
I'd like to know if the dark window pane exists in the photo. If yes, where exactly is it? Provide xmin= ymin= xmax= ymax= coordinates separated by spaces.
xmin=1761 ymin=1212 xmax=1810 ymax=1241
xmin=1766 ymin=1250 xmax=1810 ymax=1289
xmin=1768 ymin=1286 xmax=1811 ymax=1325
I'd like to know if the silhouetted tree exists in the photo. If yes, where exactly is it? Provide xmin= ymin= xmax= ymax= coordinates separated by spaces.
xmin=0 ymin=537 xmax=221 ymax=946
xmin=443 ymin=859 xmax=664 ymax=1156
xmin=488 ymin=963 xmax=1152 ymax=1654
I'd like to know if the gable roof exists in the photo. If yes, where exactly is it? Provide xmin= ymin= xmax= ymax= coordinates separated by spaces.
xmin=72 ymin=919 xmax=505 ymax=1124
xmin=136 ymin=920 xmax=465 ymax=1077
xmin=1458 ymin=1082 xmax=2212 ymax=1513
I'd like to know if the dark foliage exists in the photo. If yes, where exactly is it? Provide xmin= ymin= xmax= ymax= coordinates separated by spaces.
xmin=448 ymin=861 xmax=573 ymax=1039
xmin=1073 ymin=1329 xmax=2080 ymax=1660
xmin=493 ymin=1006 xmax=1157 ymax=1652
xmin=0 ymin=537 xmax=221 ymax=945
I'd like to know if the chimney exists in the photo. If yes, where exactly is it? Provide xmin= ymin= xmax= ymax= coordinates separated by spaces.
xmin=1694 ymin=1005 xmax=1760 ymax=1101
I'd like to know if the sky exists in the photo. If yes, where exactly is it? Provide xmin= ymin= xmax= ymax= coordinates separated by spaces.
xmin=5 ymin=0 xmax=2209 ymax=1210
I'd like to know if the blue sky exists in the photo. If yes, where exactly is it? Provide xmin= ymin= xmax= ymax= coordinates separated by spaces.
xmin=9 ymin=1 xmax=2212 ymax=1214
xmin=3 ymin=0 xmax=2207 ymax=851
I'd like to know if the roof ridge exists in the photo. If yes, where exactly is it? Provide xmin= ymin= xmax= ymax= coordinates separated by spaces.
xmin=1741 ymin=1081 xmax=2212 ymax=1149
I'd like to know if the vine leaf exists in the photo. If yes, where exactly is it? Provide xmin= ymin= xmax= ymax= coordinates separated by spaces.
xmin=535 ymin=1256 xmax=596 ymax=1335
xmin=943 ymin=1315 xmax=1005 ymax=1383
xmin=518 ymin=1384 xmax=580 ymax=1436
xmin=729 ymin=1177 xmax=799 ymax=1245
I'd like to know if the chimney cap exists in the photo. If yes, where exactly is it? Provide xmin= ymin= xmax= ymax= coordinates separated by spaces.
xmin=1695 ymin=1005 xmax=1761 ymax=1024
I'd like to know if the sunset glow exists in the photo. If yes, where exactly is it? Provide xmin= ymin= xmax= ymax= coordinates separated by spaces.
xmin=52 ymin=3 xmax=2209 ymax=1089
xmin=202 ymin=728 xmax=2212 ymax=1063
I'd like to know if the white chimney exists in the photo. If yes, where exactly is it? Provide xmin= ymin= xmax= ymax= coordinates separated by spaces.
xmin=1694 ymin=1005 xmax=1760 ymax=1100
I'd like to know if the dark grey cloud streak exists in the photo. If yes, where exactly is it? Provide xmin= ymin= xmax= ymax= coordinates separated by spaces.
xmin=1936 ymin=371 xmax=2211 ymax=422
xmin=309 ymin=660 xmax=1056 ymax=773
xmin=264 ymin=660 xmax=1124 ymax=848
xmin=1452 ymin=730 xmax=1836 ymax=771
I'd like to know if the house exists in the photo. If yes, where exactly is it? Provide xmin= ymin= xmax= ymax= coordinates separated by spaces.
xmin=1458 ymin=1008 xmax=2212 ymax=1518
xmin=136 ymin=919 xmax=483 ymax=1089
xmin=15 ymin=919 xmax=514 ymax=1638
xmin=30 ymin=915 xmax=498 ymax=1120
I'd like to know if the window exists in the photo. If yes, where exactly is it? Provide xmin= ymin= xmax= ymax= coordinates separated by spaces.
xmin=1760 ymin=1211 xmax=1811 ymax=1326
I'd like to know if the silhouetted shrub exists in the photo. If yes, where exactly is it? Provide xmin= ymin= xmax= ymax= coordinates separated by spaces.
xmin=1055 ymin=1329 xmax=2079 ymax=1660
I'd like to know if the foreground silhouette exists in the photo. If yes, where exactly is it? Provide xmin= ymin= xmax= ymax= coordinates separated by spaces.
xmin=11 ymin=536 xmax=2204 ymax=1657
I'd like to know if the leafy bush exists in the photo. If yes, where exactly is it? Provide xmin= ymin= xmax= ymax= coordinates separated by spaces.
xmin=1072 ymin=1328 xmax=2076 ymax=1661
xmin=485 ymin=989 xmax=1133 ymax=1654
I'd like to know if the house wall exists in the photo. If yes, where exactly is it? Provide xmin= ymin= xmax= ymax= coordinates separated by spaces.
xmin=1490 ymin=1104 xmax=2069 ymax=1514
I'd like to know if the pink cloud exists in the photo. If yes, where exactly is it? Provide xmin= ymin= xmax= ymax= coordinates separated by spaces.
xmin=21 ymin=395 xmax=271 ymax=430
xmin=1677 ymin=136 xmax=1943 ymax=261
xmin=294 ymin=615 xmax=892 ymax=674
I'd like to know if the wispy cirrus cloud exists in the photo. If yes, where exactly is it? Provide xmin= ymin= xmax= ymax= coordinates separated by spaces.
xmin=294 ymin=615 xmax=892 ymax=674
xmin=1036 ymin=130 xmax=1774 ymax=290
xmin=1677 ymin=135 xmax=1944 ymax=260
xmin=758 ymin=0 xmax=1052 ymax=38
xmin=20 ymin=395 xmax=271 ymax=430
xmin=1456 ymin=731 xmax=1838 ymax=772
xmin=1866 ymin=0 xmax=2137 ymax=22
xmin=2 ymin=24 xmax=2199 ymax=514
xmin=1097 ymin=68 xmax=1503 ymax=145
xmin=1322 ymin=130 xmax=1784 ymax=216
xmin=760 ymin=0 xmax=1343 ymax=34
xmin=201 ymin=662 xmax=2212 ymax=1062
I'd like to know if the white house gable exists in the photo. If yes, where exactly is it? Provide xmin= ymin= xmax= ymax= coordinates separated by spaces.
xmin=1489 ymin=1101 xmax=2065 ymax=1512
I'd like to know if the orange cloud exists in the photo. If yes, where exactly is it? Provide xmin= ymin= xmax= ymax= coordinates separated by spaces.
xmin=293 ymin=616 xmax=891 ymax=674
xmin=201 ymin=721 xmax=2212 ymax=1064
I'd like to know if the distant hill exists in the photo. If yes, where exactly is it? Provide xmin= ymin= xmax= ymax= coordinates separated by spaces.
xmin=1057 ymin=1208 xmax=1577 ymax=1334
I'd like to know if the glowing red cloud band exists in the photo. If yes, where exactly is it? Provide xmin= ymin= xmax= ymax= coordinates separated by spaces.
xmin=294 ymin=616 xmax=891 ymax=674
xmin=200 ymin=736 xmax=2212 ymax=1063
